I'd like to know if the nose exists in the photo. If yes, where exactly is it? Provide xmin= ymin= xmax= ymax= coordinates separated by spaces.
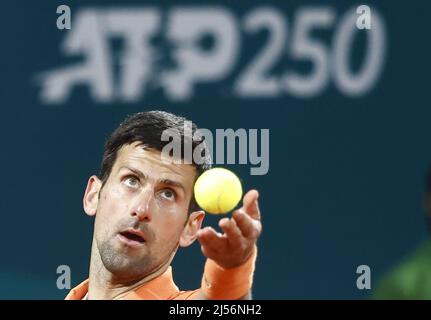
xmin=131 ymin=188 xmax=153 ymax=222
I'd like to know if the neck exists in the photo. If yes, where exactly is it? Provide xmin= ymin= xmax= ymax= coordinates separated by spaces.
xmin=87 ymin=239 xmax=174 ymax=300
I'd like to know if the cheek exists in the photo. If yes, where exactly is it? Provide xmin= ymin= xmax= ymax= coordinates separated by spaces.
xmin=156 ymin=212 xmax=187 ymax=243
xmin=108 ymin=183 xmax=128 ymax=201
xmin=101 ymin=184 xmax=130 ymax=213
xmin=96 ymin=186 xmax=130 ymax=232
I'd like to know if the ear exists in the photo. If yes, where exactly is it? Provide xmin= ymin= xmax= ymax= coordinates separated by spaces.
xmin=179 ymin=210 xmax=205 ymax=247
xmin=83 ymin=175 xmax=102 ymax=217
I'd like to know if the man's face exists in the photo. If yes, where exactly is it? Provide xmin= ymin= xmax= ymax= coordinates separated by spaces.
xmin=88 ymin=142 xmax=198 ymax=280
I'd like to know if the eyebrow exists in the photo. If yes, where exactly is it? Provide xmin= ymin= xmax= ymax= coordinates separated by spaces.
xmin=119 ymin=166 xmax=186 ymax=193
xmin=119 ymin=166 xmax=146 ymax=179
xmin=159 ymin=178 xmax=186 ymax=193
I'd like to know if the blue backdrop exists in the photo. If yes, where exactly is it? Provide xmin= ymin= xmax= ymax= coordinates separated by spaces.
xmin=0 ymin=0 xmax=430 ymax=299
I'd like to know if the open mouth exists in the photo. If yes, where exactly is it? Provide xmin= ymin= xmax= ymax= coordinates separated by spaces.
xmin=118 ymin=230 xmax=146 ymax=247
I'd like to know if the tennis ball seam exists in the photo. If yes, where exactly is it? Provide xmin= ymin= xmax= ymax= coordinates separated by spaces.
xmin=216 ymin=187 xmax=225 ymax=214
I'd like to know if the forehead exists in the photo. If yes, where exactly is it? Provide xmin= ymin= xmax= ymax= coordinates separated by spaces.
xmin=113 ymin=142 xmax=197 ymax=185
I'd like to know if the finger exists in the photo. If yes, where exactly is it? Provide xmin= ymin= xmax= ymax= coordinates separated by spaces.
xmin=219 ymin=217 xmax=242 ymax=245
xmin=232 ymin=209 xmax=261 ymax=239
xmin=200 ymin=244 xmax=217 ymax=260
xmin=241 ymin=189 xmax=261 ymax=220
xmin=197 ymin=227 xmax=226 ymax=253
xmin=197 ymin=226 xmax=223 ymax=242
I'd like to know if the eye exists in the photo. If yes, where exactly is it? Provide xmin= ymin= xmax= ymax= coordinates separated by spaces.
xmin=159 ymin=189 xmax=176 ymax=201
xmin=123 ymin=175 xmax=140 ymax=189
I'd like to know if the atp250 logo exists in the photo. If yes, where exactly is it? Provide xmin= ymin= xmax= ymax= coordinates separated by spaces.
xmin=37 ymin=5 xmax=386 ymax=104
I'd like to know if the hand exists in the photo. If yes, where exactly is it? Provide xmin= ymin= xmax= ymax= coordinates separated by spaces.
xmin=197 ymin=189 xmax=262 ymax=269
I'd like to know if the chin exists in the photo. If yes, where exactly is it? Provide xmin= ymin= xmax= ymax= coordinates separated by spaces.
xmin=105 ymin=259 xmax=152 ymax=280
xmin=99 ymin=242 xmax=152 ymax=278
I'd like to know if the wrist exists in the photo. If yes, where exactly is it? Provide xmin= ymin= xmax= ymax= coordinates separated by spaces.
xmin=201 ymin=244 xmax=258 ymax=300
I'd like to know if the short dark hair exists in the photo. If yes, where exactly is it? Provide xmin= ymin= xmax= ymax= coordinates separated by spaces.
xmin=99 ymin=110 xmax=212 ymax=212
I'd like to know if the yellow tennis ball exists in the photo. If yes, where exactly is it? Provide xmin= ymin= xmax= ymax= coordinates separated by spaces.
xmin=194 ymin=168 xmax=243 ymax=214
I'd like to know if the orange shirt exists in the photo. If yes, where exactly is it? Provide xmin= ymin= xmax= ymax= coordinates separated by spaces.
xmin=65 ymin=266 xmax=200 ymax=300
xmin=65 ymin=246 xmax=257 ymax=300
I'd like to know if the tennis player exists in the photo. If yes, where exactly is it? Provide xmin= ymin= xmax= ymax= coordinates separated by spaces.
xmin=65 ymin=111 xmax=262 ymax=300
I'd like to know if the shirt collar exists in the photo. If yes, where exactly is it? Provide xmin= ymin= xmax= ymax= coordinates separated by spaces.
xmin=65 ymin=266 xmax=179 ymax=300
